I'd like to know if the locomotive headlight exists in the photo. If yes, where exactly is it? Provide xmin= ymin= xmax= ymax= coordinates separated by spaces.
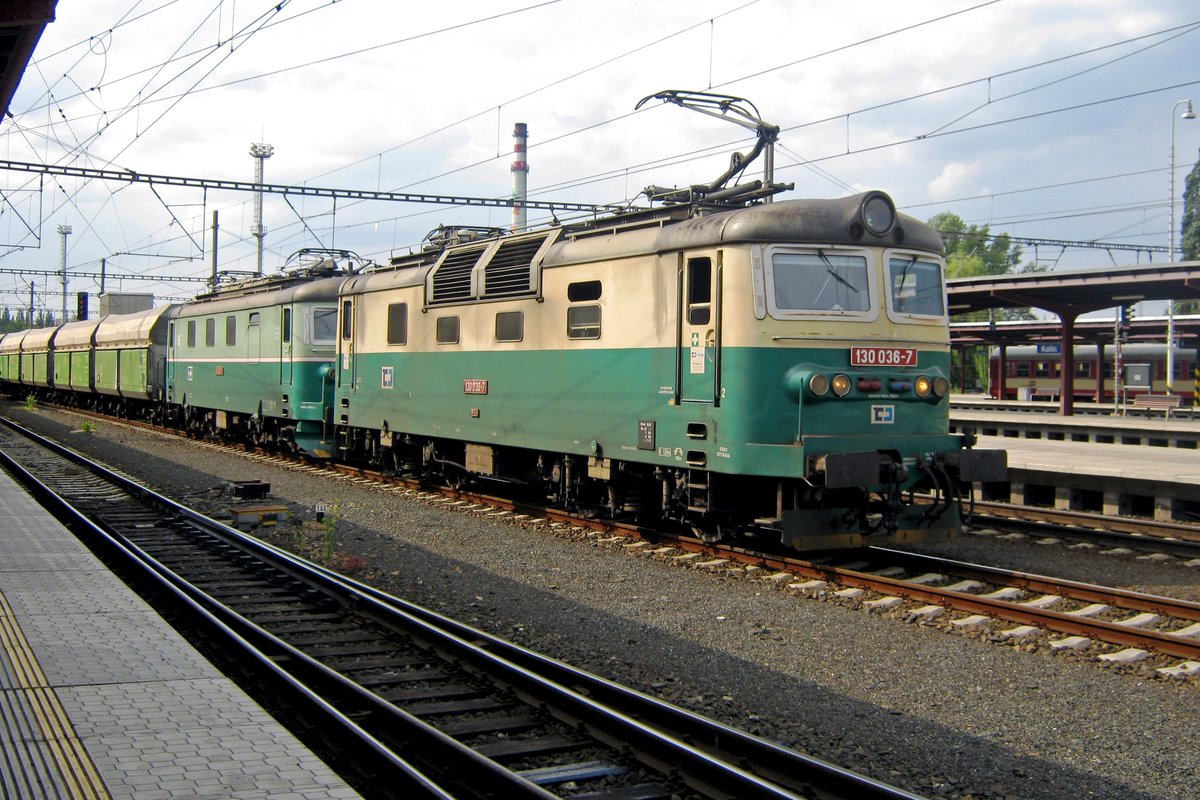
xmin=914 ymin=376 xmax=932 ymax=397
xmin=933 ymin=376 xmax=950 ymax=397
xmin=831 ymin=373 xmax=852 ymax=397
xmin=860 ymin=191 xmax=897 ymax=236
xmin=808 ymin=374 xmax=831 ymax=397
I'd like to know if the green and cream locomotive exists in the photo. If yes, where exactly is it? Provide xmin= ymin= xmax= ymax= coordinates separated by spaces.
xmin=165 ymin=259 xmax=342 ymax=456
xmin=332 ymin=192 xmax=1004 ymax=549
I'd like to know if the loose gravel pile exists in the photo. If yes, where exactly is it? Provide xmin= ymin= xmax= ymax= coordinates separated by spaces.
xmin=9 ymin=403 xmax=1198 ymax=800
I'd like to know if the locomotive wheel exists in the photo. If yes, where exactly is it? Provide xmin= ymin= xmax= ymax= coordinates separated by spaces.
xmin=690 ymin=518 xmax=727 ymax=544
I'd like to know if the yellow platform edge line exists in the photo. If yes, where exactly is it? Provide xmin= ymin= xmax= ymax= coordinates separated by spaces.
xmin=0 ymin=590 xmax=112 ymax=800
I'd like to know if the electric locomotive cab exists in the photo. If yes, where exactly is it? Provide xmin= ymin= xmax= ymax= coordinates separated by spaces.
xmin=732 ymin=192 xmax=1006 ymax=548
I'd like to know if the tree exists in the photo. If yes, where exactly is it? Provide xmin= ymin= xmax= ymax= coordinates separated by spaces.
xmin=929 ymin=212 xmax=1030 ymax=392
xmin=929 ymin=211 xmax=1032 ymax=319
xmin=928 ymin=212 xmax=1023 ymax=275
xmin=1183 ymin=148 xmax=1200 ymax=262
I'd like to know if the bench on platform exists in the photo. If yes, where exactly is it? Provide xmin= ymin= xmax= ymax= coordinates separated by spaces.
xmin=1127 ymin=394 xmax=1181 ymax=418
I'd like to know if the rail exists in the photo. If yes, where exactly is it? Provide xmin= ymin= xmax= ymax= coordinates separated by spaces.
xmin=0 ymin=415 xmax=925 ymax=800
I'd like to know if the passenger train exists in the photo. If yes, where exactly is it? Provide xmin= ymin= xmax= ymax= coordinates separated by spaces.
xmin=988 ymin=343 xmax=1196 ymax=401
xmin=0 ymin=191 xmax=1005 ymax=550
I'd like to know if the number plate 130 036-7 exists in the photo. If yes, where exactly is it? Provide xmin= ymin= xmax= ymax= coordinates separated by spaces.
xmin=850 ymin=346 xmax=917 ymax=367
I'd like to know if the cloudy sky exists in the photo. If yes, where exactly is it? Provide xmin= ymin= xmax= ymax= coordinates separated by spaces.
xmin=2 ymin=0 xmax=1199 ymax=315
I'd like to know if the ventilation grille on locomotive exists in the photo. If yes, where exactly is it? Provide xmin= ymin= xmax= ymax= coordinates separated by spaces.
xmin=430 ymin=246 xmax=486 ymax=303
xmin=429 ymin=231 xmax=554 ymax=305
xmin=483 ymin=235 xmax=549 ymax=298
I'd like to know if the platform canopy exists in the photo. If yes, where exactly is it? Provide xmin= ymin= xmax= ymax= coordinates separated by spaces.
xmin=946 ymin=262 xmax=1200 ymax=414
xmin=0 ymin=2 xmax=57 ymax=119
xmin=946 ymin=261 xmax=1200 ymax=318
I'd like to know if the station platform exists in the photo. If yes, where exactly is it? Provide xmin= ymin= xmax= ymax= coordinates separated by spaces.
xmin=951 ymin=397 xmax=1200 ymax=449
xmin=0 ymin=467 xmax=362 ymax=799
xmin=974 ymin=434 xmax=1200 ymax=520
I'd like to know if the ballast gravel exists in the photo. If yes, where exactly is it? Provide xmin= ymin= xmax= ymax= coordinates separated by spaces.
xmin=9 ymin=404 xmax=1198 ymax=800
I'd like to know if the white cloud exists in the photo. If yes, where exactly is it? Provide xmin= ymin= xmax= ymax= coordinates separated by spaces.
xmin=928 ymin=162 xmax=985 ymax=201
xmin=0 ymin=0 xmax=1197 ymax=310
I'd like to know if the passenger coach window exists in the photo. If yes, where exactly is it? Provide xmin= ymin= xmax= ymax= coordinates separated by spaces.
xmin=225 ymin=315 xmax=236 ymax=346
xmin=436 ymin=316 xmax=460 ymax=344
xmin=495 ymin=311 xmax=523 ymax=342
xmin=567 ymin=306 xmax=601 ymax=340
xmin=687 ymin=258 xmax=712 ymax=325
xmin=387 ymin=303 xmax=408 ymax=345
xmin=1035 ymin=361 xmax=1059 ymax=378
xmin=771 ymin=252 xmax=869 ymax=312
xmin=888 ymin=256 xmax=945 ymax=316
xmin=341 ymin=301 xmax=353 ymax=340
xmin=205 ymin=318 xmax=215 ymax=347
xmin=313 ymin=307 xmax=336 ymax=343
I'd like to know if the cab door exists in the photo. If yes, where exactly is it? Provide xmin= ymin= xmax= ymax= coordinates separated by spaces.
xmin=337 ymin=297 xmax=357 ymax=395
xmin=278 ymin=306 xmax=293 ymax=386
xmin=678 ymin=253 xmax=722 ymax=405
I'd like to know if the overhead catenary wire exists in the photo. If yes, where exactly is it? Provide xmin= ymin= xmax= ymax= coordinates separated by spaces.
xmin=2 ymin=2 xmax=1196 ymax=300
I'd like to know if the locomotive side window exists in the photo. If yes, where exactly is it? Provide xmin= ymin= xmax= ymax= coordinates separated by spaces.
xmin=687 ymin=258 xmax=712 ymax=325
xmin=386 ymin=303 xmax=408 ymax=346
xmin=225 ymin=315 xmax=236 ymax=346
xmin=567 ymin=305 xmax=601 ymax=340
xmin=205 ymin=318 xmax=215 ymax=347
xmin=769 ymin=251 xmax=869 ymax=313
xmin=495 ymin=311 xmax=523 ymax=343
xmin=341 ymin=301 xmax=353 ymax=341
xmin=312 ymin=307 xmax=336 ymax=343
xmin=567 ymin=280 xmax=602 ymax=301
xmin=249 ymin=312 xmax=260 ymax=326
xmin=887 ymin=256 xmax=945 ymax=317
xmin=282 ymin=309 xmax=292 ymax=343
xmin=436 ymin=315 xmax=460 ymax=344
xmin=187 ymin=320 xmax=196 ymax=348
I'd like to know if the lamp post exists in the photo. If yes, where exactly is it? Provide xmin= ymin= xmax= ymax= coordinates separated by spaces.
xmin=250 ymin=142 xmax=274 ymax=276
xmin=57 ymin=224 xmax=71 ymax=323
xmin=1166 ymin=99 xmax=1195 ymax=392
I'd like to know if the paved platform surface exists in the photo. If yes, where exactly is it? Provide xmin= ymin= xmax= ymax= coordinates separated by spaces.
xmin=0 ymin=466 xmax=362 ymax=800
xmin=984 ymin=435 xmax=1200 ymax=485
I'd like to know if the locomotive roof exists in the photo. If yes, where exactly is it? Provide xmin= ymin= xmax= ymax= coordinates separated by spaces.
xmin=178 ymin=274 xmax=345 ymax=315
xmin=543 ymin=192 xmax=942 ymax=268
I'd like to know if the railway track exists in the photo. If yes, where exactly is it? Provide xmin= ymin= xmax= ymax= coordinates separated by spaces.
xmin=544 ymin=523 xmax=1200 ymax=675
xmin=12 ymin=403 xmax=1200 ymax=677
xmin=0 ymin=415 xmax=926 ymax=800
xmin=968 ymin=500 xmax=1200 ymax=558
xmin=35 ymin=402 xmax=1200 ymax=562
